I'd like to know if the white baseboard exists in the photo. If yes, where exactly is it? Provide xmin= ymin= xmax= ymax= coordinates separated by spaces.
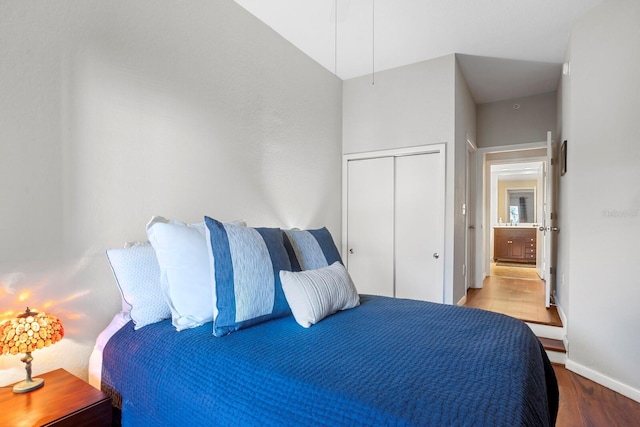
xmin=565 ymin=358 xmax=640 ymax=404
xmin=457 ymin=295 xmax=467 ymax=306
xmin=556 ymin=303 xmax=568 ymax=328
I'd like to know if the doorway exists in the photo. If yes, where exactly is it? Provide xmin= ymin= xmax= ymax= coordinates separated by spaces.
xmin=467 ymin=141 xmax=561 ymax=326
xmin=490 ymin=161 xmax=544 ymax=274
xmin=473 ymin=144 xmax=547 ymax=285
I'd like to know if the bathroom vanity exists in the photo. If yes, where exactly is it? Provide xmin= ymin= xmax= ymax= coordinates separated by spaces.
xmin=494 ymin=226 xmax=536 ymax=264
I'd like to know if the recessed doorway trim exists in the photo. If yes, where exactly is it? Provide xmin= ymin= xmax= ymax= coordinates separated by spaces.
xmin=474 ymin=141 xmax=546 ymax=288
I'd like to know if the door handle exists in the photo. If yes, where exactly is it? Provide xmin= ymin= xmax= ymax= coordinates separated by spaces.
xmin=433 ymin=253 xmax=439 ymax=259
xmin=349 ymin=248 xmax=354 ymax=254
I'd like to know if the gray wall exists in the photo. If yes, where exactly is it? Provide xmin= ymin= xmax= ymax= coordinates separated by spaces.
xmin=477 ymin=92 xmax=557 ymax=148
xmin=0 ymin=0 xmax=342 ymax=382
xmin=454 ymin=58 xmax=477 ymax=301
xmin=343 ymin=55 xmax=454 ymax=155
xmin=562 ymin=0 xmax=640 ymax=400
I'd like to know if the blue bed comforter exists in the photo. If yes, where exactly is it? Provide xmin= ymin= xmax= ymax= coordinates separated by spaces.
xmin=102 ymin=295 xmax=558 ymax=426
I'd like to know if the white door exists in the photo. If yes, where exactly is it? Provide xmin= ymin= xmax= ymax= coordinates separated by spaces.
xmin=344 ymin=145 xmax=445 ymax=302
xmin=346 ymin=157 xmax=394 ymax=296
xmin=536 ymin=162 xmax=546 ymax=280
xmin=543 ymin=131 xmax=559 ymax=307
xmin=395 ymin=153 xmax=445 ymax=303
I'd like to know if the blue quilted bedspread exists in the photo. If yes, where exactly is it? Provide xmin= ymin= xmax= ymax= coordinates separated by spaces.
xmin=102 ymin=295 xmax=558 ymax=426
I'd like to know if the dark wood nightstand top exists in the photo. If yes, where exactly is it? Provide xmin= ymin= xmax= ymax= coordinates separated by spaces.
xmin=0 ymin=368 xmax=111 ymax=427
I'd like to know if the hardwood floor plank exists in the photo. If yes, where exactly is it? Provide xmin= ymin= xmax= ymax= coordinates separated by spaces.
xmin=554 ymin=365 xmax=640 ymax=426
xmin=539 ymin=337 xmax=566 ymax=353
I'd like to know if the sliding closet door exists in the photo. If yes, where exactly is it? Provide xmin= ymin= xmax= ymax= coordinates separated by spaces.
xmin=394 ymin=152 xmax=445 ymax=303
xmin=346 ymin=157 xmax=394 ymax=297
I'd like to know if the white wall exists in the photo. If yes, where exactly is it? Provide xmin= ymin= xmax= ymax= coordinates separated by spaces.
xmin=563 ymin=0 xmax=640 ymax=401
xmin=343 ymin=54 xmax=472 ymax=305
xmin=0 ymin=0 xmax=342 ymax=384
xmin=477 ymin=92 xmax=557 ymax=148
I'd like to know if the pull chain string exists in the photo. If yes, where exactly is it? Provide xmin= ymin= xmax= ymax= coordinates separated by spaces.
xmin=335 ymin=0 xmax=338 ymax=76
xmin=372 ymin=0 xmax=375 ymax=85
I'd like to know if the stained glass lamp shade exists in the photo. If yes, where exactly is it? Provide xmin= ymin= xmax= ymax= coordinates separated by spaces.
xmin=1 ymin=307 xmax=64 ymax=393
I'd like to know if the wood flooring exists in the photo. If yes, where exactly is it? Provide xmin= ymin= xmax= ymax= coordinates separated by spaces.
xmin=463 ymin=265 xmax=640 ymax=425
xmin=464 ymin=264 xmax=562 ymax=326
xmin=554 ymin=364 xmax=640 ymax=426
xmin=492 ymin=263 xmax=540 ymax=280
xmin=82 ymin=262 xmax=634 ymax=425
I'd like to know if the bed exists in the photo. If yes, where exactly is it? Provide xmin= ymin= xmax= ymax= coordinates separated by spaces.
xmin=89 ymin=217 xmax=558 ymax=426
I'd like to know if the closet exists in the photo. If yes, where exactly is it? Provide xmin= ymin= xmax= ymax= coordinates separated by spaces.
xmin=342 ymin=144 xmax=445 ymax=303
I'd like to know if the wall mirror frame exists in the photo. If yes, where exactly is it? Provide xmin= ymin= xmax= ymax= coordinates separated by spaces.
xmin=505 ymin=187 xmax=536 ymax=223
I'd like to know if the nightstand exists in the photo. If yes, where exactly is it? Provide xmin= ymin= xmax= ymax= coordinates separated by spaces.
xmin=0 ymin=368 xmax=111 ymax=427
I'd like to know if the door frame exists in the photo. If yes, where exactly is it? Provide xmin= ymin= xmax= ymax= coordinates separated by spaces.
xmin=473 ymin=141 xmax=548 ymax=288
xmin=464 ymin=136 xmax=477 ymax=294
xmin=342 ymin=143 xmax=446 ymax=276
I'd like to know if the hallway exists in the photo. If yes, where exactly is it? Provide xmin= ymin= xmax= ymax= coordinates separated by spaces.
xmin=464 ymin=264 xmax=562 ymax=326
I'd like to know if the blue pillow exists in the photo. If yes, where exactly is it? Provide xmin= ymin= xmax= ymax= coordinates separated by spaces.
xmin=283 ymin=228 xmax=343 ymax=271
xmin=204 ymin=217 xmax=292 ymax=337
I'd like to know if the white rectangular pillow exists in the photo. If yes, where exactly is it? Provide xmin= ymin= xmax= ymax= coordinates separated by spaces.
xmin=279 ymin=262 xmax=360 ymax=328
xmin=146 ymin=216 xmax=245 ymax=331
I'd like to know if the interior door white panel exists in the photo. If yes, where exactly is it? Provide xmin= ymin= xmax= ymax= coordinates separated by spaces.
xmin=544 ymin=131 xmax=558 ymax=308
xmin=395 ymin=153 xmax=445 ymax=303
xmin=344 ymin=145 xmax=445 ymax=303
xmin=346 ymin=157 xmax=395 ymax=297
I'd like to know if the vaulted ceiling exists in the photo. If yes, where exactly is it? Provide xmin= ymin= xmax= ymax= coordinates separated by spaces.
xmin=234 ymin=0 xmax=604 ymax=103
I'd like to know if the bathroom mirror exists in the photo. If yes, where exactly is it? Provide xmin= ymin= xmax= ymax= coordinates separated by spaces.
xmin=506 ymin=189 xmax=536 ymax=223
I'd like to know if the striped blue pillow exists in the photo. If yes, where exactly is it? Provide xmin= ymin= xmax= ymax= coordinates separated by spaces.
xmin=204 ymin=217 xmax=292 ymax=337
xmin=283 ymin=228 xmax=343 ymax=271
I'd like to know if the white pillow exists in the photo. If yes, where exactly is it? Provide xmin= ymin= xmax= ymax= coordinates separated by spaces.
xmin=146 ymin=216 xmax=245 ymax=331
xmin=106 ymin=243 xmax=170 ymax=329
xmin=279 ymin=262 xmax=360 ymax=328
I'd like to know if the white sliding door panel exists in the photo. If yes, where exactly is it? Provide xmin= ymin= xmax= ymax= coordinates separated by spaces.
xmin=346 ymin=157 xmax=394 ymax=297
xmin=395 ymin=153 xmax=445 ymax=303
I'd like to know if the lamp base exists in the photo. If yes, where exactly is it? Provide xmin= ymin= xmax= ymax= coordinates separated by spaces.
xmin=13 ymin=377 xmax=44 ymax=394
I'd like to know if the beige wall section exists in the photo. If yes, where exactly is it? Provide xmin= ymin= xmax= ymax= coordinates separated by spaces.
xmin=497 ymin=180 xmax=538 ymax=223
xmin=0 ymin=1 xmax=342 ymax=384
xmin=563 ymin=0 xmax=640 ymax=401
xmin=477 ymin=92 xmax=557 ymax=148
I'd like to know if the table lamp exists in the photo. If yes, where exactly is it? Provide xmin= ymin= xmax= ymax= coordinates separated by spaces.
xmin=1 ymin=307 xmax=64 ymax=393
